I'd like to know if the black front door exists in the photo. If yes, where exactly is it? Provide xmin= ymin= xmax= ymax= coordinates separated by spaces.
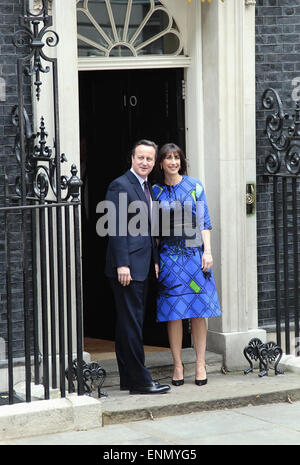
xmin=79 ymin=68 xmax=190 ymax=347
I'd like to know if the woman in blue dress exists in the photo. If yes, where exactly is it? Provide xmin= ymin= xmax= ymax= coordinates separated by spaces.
xmin=152 ymin=143 xmax=221 ymax=387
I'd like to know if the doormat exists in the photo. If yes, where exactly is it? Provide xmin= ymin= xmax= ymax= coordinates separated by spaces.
xmin=0 ymin=392 xmax=24 ymax=406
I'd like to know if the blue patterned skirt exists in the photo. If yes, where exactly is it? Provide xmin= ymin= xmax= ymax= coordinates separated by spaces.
xmin=157 ymin=241 xmax=221 ymax=322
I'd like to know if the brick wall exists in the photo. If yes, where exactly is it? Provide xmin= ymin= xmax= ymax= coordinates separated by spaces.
xmin=256 ymin=0 xmax=300 ymax=327
xmin=0 ymin=0 xmax=32 ymax=359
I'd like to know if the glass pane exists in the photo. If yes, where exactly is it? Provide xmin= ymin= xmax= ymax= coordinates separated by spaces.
xmin=110 ymin=0 xmax=129 ymax=40
xmin=77 ymin=10 xmax=108 ymax=47
xmin=77 ymin=38 xmax=106 ymax=57
xmin=137 ymin=33 xmax=180 ymax=56
xmin=87 ymin=0 xmax=114 ymax=42
xmin=127 ymin=0 xmax=150 ymax=43
xmin=163 ymin=33 xmax=181 ymax=55
xmin=132 ymin=9 xmax=169 ymax=48
xmin=110 ymin=45 xmax=135 ymax=57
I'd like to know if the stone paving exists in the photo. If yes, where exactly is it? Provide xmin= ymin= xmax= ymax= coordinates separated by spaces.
xmin=2 ymin=397 xmax=300 ymax=445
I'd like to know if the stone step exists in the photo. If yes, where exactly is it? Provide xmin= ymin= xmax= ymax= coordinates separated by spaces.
xmin=96 ymin=348 xmax=223 ymax=388
xmin=100 ymin=370 xmax=300 ymax=426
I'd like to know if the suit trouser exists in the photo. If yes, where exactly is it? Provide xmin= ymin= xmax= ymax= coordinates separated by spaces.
xmin=109 ymin=278 xmax=153 ymax=388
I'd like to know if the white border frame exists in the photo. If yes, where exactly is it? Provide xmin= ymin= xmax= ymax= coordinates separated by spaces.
xmin=78 ymin=55 xmax=191 ymax=71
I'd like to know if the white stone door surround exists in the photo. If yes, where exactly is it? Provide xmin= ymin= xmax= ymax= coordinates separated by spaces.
xmin=201 ymin=0 xmax=266 ymax=369
xmin=40 ymin=0 xmax=264 ymax=370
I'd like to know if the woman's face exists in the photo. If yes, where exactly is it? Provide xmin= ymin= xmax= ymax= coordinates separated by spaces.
xmin=160 ymin=151 xmax=181 ymax=177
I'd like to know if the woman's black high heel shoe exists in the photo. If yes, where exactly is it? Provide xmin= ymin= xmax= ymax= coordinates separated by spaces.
xmin=172 ymin=363 xmax=184 ymax=386
xmin=195 ymin=378 xmax=207 ymax=386
xmin=195 ymin=364 xmax=207 ymax=386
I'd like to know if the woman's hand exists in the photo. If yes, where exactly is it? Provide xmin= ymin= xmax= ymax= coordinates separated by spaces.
xmin=155 ymin=263 xmax=159 ymax=279
xmin=201 ymin=251 xmax=213 ymax=272
xmin=200 ymin=229 xmax=213 ymax=272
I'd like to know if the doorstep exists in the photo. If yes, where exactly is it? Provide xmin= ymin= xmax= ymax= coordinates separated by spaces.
xmin=91 ymin=349 xmax=300 ymax=427
xmin=99 ymin=370 xmax=300 ymax=426
xmin=98 ymin=348 xmax=223 ymax=388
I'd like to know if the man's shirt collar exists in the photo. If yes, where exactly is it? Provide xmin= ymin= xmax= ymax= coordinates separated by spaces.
xmin=130 ymin=167 xmax=147 ymax=187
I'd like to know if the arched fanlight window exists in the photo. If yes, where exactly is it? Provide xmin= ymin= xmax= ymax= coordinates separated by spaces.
xmin=77 ymin=0 xmax=184 ymax=57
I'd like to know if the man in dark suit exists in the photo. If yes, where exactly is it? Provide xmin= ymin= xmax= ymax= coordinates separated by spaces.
xmin=105 ymin=140 xmax=170 ymax=395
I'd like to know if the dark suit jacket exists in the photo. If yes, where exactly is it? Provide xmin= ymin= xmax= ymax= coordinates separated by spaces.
xmin=104 ymin=170 xmax=159 ymax=281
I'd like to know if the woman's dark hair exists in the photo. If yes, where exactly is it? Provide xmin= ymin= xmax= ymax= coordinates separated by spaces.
xmin=151 ymin=143 xmax=187 ymax=185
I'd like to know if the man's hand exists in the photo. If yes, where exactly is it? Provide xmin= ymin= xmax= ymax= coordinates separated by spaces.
xmin=117 ymin=266 xmax=132 ymax=286
xmin=155 ymin=263 xmax=159 ymax=279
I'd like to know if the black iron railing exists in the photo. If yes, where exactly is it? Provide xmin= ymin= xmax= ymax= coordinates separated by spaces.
xmin=262 ymin=88 xmax=300 ymax=356
xmin=0 ymin=0 xmax=85 ymax=404
xmin=2 ymin=173 xmax=84 ymax=404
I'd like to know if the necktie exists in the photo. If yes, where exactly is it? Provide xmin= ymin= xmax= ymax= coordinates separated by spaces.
xmin=143 ymin=180 xmax=151 ymax=212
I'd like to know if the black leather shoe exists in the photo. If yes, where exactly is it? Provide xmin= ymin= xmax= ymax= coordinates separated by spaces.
xmin=130 ymin=381 xmax=171 ymax=395
xmin=120 ymin=381 xmax=160 ymax=391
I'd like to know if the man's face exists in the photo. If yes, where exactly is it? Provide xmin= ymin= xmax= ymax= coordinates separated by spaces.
xmin=131 ymin=144 xmax=156 ymax=179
